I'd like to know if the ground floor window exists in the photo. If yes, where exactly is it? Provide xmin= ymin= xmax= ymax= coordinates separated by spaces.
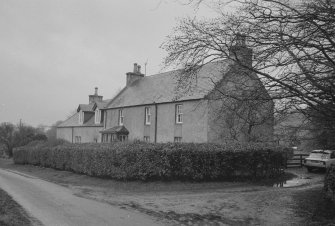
xmin=118 ymin=135 xmax=128 ymax=142
xmin=74 ymin=136 xmax=81 ymax=143
xmin=174 ymin=137 xmax=182 ymax=143
xmin=143 ymin=136 xmax=150 ymax=142
xmin=102 ymin=134 xmax=127 ymax=142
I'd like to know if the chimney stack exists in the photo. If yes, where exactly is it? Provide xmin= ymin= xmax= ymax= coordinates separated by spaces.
xmin=89 ymin=87 xmax=103 ymax=103
xmin=229 ymin=33 xmax=252 ymax=67
xmin=126 ymin=62 xmax=144 ymax=86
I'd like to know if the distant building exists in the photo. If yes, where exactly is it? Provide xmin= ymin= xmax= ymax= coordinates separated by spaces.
xmin=57 ymin=34 xmax=274 ymax=143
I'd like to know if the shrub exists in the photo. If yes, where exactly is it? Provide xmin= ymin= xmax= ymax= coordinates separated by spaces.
xmin=13 ymin=141 xmax=287 ymax=181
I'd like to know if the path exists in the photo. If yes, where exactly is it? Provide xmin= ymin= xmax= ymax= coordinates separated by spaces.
xmin=0 ymin=168 xmax=162 ymax=226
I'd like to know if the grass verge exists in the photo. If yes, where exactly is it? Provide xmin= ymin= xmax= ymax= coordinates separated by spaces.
xmin=293 ymin=187 xmax=335 ymax=225
xmin=0 ymin=188 xmax=32 ymax=226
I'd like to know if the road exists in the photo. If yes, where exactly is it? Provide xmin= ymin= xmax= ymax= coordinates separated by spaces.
xmin=0 ymin=168 xmax=162 ymax=226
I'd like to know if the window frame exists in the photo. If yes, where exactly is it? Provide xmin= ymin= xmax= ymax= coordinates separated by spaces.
xmin=94 ymin=109 xmax=101 ymax=124
xmin=175 ymin=104 xmax=183 ymax=124
xmin=144 ymin=136 xmax=150 ymax=142
xmin=78 ymin=111 xmax=84 ymax=124
xmin=118 ymin=135 xmax=128 ymax=142
xmin=118 ymin=109 xmax=124 ymax=126
xmin=75 ymin=136 xmax=82 ymax=143
xmin=145 ymin=107 xmax=151 ymax=125
xmin=174 ymin=137 xmax=182 ymax=143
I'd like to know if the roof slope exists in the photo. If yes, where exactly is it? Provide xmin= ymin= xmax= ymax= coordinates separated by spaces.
xmin=57 ymin=112 xmax=102 ymax=128
xmin=106 ymin=61 xmax=230 ymax=109
xmin=94 ymin=99 xmax=112 ymax=110
xmin=77 ymin=103 xmax=95 ymax=112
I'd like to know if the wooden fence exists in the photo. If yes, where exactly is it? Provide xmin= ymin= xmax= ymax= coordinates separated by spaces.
xmin=285 ymin=153 xmax=309 ymax=168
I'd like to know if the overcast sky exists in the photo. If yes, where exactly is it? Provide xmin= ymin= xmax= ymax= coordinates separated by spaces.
xmin=0 ymin=0 xmax=219 ymax=127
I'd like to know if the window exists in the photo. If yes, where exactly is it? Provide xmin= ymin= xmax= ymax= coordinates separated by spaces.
xmin=78 ymin=111 xmax=84 ymax=124
xmin=95 ymin=109 xmax=101 ymax=124
xmin=174 ymin=137 xmax=182 ymax=143
xmin=75 ymin=136 xmax=81 ymax=143
xmin=118 ymin=135 xmax=128 ymax=142
xmin=119 ymin=109 xmax=124 ymax=126
xmin=145 ymin=107 xmax=151 ymax=125
xmin=175 ymin=104 xmax=183 ymax=124
xmin=144 ymin=136 xmax=150 ymax=142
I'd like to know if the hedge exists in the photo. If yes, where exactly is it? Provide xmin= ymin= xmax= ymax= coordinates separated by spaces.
xmin=13 ymin=141 xmax=287 ymax=181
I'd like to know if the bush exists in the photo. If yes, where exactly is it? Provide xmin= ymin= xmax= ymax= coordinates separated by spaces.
xmin=13 ymin=141 xmax=287 ymax=181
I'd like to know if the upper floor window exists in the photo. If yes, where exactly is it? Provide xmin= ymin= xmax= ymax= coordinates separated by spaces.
xmin=78 ymin=111 xmax=84 ymax=124
xmin=145 ymin=107 xmax=151 ymax=125
xmin=119 ymin=109 xmax=124 ymax=126
xmin=176 ymin=104 xmax=183 ymax=124
xmin=95 ymin=109 xmax=101 ymax=124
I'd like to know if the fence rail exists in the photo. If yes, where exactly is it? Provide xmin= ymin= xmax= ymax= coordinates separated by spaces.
xmin=286 ymin=153 xmax=309 ymax=168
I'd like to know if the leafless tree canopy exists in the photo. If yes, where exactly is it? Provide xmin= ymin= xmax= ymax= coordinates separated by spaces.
xmin=162 ymin=0 xmax=335 ymax=122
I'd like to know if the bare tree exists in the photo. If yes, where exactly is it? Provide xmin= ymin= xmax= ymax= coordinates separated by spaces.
xmin=162 ymin=0 xmax=335 ymax=120
xmin=162 ymin=0 xmax=335 ymax=144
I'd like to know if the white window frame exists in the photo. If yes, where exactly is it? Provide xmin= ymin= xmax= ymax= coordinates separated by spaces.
xmin=174 ymin=137 xmax=182 ymax=143
xmin=119 ymin=109 xmax=124 ymax=126
xmin=176 ymin=104 xmax=183 ymax=124
xmin=145 ymin=107 xmax=151 ymax=125
xmin=78 ymin=111 xmax=84 ymax=124
xmin=95 ymin=109 xmax=101 ymax=124
xmin=144 ymin=136 xmax=150 ymax=142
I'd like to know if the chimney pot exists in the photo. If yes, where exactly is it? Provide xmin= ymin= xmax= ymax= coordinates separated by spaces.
xmin=138 ymin=65 xmax=141 ymax=73
xmin=94 ymin=87 xmax=98 ymax=95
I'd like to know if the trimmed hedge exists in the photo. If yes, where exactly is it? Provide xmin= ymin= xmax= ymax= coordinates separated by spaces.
xmin=13 ymin=141 xmax=287 ymax=181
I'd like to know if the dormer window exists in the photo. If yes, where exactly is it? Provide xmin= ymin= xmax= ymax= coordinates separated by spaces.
xmin=78 ymin=111 xmax=84 ymax=124
xmin=95 ymin=109 xmax=101 ymax=124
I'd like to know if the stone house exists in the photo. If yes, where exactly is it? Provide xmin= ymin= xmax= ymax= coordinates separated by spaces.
xmin=56 ymin=88 xmax=110 ymax=143
xmin=57 ymin=35 xmax=274 ymax=143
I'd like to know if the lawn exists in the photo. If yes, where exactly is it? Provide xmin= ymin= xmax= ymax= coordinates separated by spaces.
xmin=0 ymin=188 xmax=32 ymax=226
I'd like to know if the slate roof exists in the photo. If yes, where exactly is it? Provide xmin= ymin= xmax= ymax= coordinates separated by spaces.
xmin=106 ymin=61 xmax=230 ymax=109
xmin=77 ymin=103 xmax=95 ymax=112
xmin=57 ymin=112 xmax=103 ymax=128
xmin=93 ymin=99 xmax=112 ymax=110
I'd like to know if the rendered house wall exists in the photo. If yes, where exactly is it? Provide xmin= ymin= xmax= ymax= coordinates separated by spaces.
xmin=104 ymin=99 xmax=208 ymax=143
